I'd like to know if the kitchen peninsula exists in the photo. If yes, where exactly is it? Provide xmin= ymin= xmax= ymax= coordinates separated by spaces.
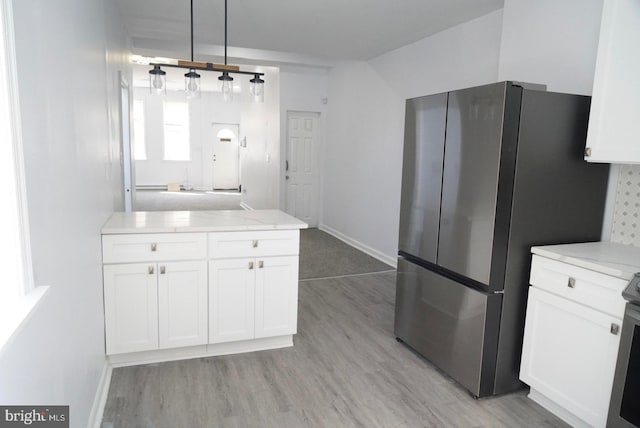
xmin=101 ymin=209 xmax=308 ymax=367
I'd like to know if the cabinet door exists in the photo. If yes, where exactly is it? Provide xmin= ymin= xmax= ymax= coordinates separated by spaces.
xmin=209 ymin=258 xmax=255 ymax=343
xmin=585 ymin=0 xmax=640 ymax=163
xmin=158 ymin=261 xmax=208 ymax=349
xmin=255 ymin=256 xmax=299 ymax=338
xmin=104 ymin=263 xmax=158 ymax=354
xmin=520 ymin=287 xmax=622 ymax=428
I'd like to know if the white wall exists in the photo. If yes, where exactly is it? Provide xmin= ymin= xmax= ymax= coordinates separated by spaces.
xmin=370 ymin=10 xmax=503 ymax=99
xmin=498 ymin=0 xmax=604 ymax=95
xmin=0 ymin=0 xmax=128 ymax=426
xmin=279 ymin=66 xmax=329 ymax=213
xmin=134 ymin=88 xmax=242 ymax=189
xmin=322 ymin=61 xmax=405 ymax=262
xmin=240 ymin=67 xmax=281 ymax=209
xmin=321 ymin=11 xmax=504 ymax=264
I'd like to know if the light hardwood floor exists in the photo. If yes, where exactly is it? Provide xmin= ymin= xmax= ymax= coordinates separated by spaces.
xmin=102 ymin=271 xmax=566 ymax=428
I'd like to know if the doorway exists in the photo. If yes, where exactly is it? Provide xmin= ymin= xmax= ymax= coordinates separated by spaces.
xmin=285 ymin=111 xmax=320 ymax=227
xmin=210 ymin=123 xmax=240 ymax=190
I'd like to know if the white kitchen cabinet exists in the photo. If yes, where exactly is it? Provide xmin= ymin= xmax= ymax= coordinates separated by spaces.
xmin=585 ymin=0 xmax=640 ymax=164
xmin=209 ymin=258 xmax=256 ymax=343
xmin=104 ymin=260 xmax=208 ymax=355
xmin=520 ymin=287 xmax=621 ymax=428
xmin=520 ymin=251 xmax=628 ymax=428
xmin=255 ymin=256 xmax=299 ymax=338
xmin=158 ymin=261 xmax=208 ymax=349
xmin=101 ymin=209 xmax=307 ymax=366
xmin=209 ymin=255 xmax=298 ymax=343
xmin=104 ymin=263 xmax=159 ymax=354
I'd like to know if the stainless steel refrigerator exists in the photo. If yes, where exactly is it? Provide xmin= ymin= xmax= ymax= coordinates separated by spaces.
xmin=394 ymin=81 xmax=610 ymax=397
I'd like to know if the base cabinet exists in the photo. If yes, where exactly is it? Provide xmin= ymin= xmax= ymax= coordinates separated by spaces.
xmin=521 ymin=253 xmax=626 ymax=428
xmin=209 ymin=256 xmax=298 ymax=343
xmin=104 ymin=263 xmax=159 ymax=355
xmin=102 ymin=226 xmax=302 ymax=364
xmin=104 ymin=261 xmax=207 ymax=355
xmin=520 ymin=287 xmax=621 ymax=428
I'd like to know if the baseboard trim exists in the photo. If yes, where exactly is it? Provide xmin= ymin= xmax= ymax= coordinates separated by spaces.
xmin=240 ymin=202 xmax=253 ymax=211
xmin=528 ymin=388 xmax=591 ymax=428
xmin=318 ymin=224 xmax=396 ymax=268
xmin=88 ymin=360 xmax=113 ymax=428
xmin=108 ymin=335 xmax=293 ymax=368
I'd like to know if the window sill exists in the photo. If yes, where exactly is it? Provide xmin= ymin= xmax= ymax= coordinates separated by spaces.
xmin=0 ymin=285 xmax=50 ymax=356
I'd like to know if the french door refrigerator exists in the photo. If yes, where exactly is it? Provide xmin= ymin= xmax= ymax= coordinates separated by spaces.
xmin=394 ymin=81 xmax=610 ymax=397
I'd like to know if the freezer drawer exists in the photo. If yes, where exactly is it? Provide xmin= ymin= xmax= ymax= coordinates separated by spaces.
xmin=394 ymin=257 xmax=502 ymax=397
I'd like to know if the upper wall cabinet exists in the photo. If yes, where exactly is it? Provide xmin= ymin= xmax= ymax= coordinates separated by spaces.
xmin=585 ymin=0 xmax=640 ymax=164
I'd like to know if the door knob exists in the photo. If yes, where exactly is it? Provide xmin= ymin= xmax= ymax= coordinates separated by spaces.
xmin=286 ymin=175 xmax=290 ymax=180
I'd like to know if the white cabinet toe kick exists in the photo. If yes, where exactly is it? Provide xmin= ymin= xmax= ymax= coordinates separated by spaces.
xmin=100 ymin=210 xmax=307 ymax=366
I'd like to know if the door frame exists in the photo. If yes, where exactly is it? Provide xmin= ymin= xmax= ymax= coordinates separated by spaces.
xmin=202 ymin=122 xmax=241 ymax=191
xmin=119 ymin=72 xmax=135 ymax=211
xmin=283 ymin=111 xmax=322 ymax=227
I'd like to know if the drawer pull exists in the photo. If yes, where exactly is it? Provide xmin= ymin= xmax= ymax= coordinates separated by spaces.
xmin=611 ymin=323 xmax=620 ymax=335
xmin=151 ymin=243 xmax=157 ymax=252
xmin=258 ymin=260 xmax=264 ymax=269
xmin=252 ymin=240 xmax=259 ymax=248
xmin=160 ymin=266 xmax=166 ymax=275
xmin=148 ymin=266 xmax=155 ymax=275
xmin=249 ymin=261 xmax=254 ymax=270
xmin=567 ymin=277 xmax=576 ymax=288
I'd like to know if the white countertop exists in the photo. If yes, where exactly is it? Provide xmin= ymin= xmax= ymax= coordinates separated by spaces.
xmin=532 ymin=241 xmax=640 ymax=281
xmin=102 ymin=209 xmax=309 ymax=234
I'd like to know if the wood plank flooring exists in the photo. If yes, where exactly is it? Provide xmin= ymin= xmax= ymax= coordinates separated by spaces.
xmin=102 ymin=271 xmax=566 ymax=428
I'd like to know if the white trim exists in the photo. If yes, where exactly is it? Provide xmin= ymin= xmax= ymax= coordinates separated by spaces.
xmin=0 ymin=286 xmax=49 ymax=357
xmin=88 ymin=362 xmax=113 ymax=428
xmin=318 ymin=224 xmax=396 ymax=268
xmin=0 ymin=0 xmax=34 ymax=294
xmin=528 ymin=388 xmax=591 ymax=428
xmin=108 ymin=335 xmax=292 ymax=367
xmin=299 ymin=270 xmax=396 ymax=282
xmin=240 ymin=202 xmax=253 ymax=211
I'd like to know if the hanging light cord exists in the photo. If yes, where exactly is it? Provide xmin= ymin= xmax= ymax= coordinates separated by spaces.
xmin=224 ymin=0 xmax=228 ymax=65
xmin=190 ymin=0 xmax=194 ymax=61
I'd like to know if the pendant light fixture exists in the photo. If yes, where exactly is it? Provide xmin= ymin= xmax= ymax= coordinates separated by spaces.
xmin=184 ymin=0 xmax=201 ymax=98
xmin=147 ymin=0 xmax=264 ymax=100
xmin=149 ymin=65 xmax=166 ymax=95
xmin=250 ymin=74 xmax=265 ymax=103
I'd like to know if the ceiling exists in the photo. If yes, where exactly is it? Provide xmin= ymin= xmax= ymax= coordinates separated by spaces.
xmin=116 ymin=0 xmax=504 ymax=61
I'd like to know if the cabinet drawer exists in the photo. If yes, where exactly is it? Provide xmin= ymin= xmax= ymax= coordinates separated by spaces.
xmin=103 ymin=233 xmax=207 ymax=263
xmin=208 ymin=230 xmax=299 ymax=259
xmin=529 ymin=255 xmax=627 ymax=318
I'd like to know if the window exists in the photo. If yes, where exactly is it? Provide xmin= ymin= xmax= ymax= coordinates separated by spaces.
xmin=0 ymin=0 xmax=46 ymax=350
xmin=133 ymin=99 xmax=146 ymax=160
xmin=163 ymin=101 xmax=190 ymax=161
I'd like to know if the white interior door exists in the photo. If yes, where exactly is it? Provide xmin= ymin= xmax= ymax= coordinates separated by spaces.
xmin=211 ymin=123 xmax=240 ymax=190
xmin=285 ymin=112 xmax=319 ymax=226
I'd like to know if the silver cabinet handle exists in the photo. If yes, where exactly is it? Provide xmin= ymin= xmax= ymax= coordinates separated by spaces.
xmin=249 ymin=261 xmax=254 ymax=270
xmin=160 ymin=265 xmax=166 ymax=275
xmin=611 ymin=323 xmax=620 ymax=335
xmin=148 ymin=266 xmax=155 ymax=275
xmin=151 ymin=243 xmax=157 ymax=252
xmin=252 ymin=240 xmax=258 ymax=248
xmin=258 ymin=260 xmax=264 ymax=269
xmin=567 ymin=277 xmax=576 ymax=288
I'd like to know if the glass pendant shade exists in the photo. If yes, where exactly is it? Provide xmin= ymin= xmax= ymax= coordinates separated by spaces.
xmin=184 ymin=68 xmax=201 ymax=99
xmin=149 ymin=65 xmax=166 ymax=95
xmin=250 ymin=74 xmax=265 ymax=103
xmin=218 ymin=71 xmax=234 ymax=101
